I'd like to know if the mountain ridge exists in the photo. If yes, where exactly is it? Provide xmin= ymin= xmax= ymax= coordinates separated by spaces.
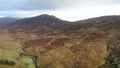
xmin=0 ymin=17 xmax=20 ymax=24
xmin=0 ymin=14 xmax=120 ymax=68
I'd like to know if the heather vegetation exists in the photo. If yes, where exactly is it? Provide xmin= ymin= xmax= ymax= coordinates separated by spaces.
xmin=0 ymin=60 xmax=15 ymax=65
xmin=102 ymin=33 xmax=120 ymax=68
xmin=0 ymin=15 xmax=119 ymax=68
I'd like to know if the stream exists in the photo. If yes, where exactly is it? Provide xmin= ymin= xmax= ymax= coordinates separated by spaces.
xmin=20 ymin=44 xmax=38 ymax=68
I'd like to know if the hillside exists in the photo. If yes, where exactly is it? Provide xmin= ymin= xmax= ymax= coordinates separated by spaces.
xmin=0 ymin=15 xmax=120 ymax=68
xmin=0 ymin=17 xmax=19 ymax=23
xmin=4 ymin=14 xmax=68 ymax=34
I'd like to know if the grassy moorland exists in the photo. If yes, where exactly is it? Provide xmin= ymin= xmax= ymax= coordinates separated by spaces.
xmin=0 ymin=15 xmax=120 ymax=68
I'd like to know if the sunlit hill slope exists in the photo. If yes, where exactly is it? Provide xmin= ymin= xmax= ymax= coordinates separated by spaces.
xmin=0 ymin=15 xmax=119 ymax=68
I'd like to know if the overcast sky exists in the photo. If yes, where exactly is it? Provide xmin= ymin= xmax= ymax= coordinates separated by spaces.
xmin=0 ymin=0 xmax=120 ymax=21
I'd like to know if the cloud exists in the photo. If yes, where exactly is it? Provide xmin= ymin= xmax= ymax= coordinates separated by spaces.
xmin=1 ymin=4 xmax=120 ymax=21
xmin=46 ymin=4 xmax=120 ymax=21
xmin=0 ymin=0 xmax=120 ymax=10
xmin=0 ymin=0 xmax=55 ymax=11
xmin=0 ymin=0 xmax=120 ymax=21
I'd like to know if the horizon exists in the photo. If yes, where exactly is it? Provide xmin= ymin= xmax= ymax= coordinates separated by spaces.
xmin=0 ymin=14 xmax=120 ymax=22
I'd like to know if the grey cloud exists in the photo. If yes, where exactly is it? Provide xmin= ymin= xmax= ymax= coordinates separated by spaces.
xmin=0 ymin=0 xmax=55 ymax=11
xmin=50 ymin=0 xmax=120 ymax=8
xmin=0 ymin=0 xmax=119 ymax=11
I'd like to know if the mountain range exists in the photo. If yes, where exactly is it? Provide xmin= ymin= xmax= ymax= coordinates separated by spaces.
xmin=0 ymin=14 xmax=119 ymax=68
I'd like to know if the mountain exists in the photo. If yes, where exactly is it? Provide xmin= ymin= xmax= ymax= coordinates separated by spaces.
xmin=61 ymin=15 xmax=120 ymax=30
xmin=0 ymin=17 xmax=19 ymax=23
xmin=0 ymin=15 xmax=120 ymax=68
xmin=4 ymin=14 xmax=69 ymax=34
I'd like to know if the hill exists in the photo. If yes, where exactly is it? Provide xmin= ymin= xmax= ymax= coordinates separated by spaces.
xmin=0 ymin=15 xmax=120 ymax=68
xmin=0 ymin=17 xmax=19 ymax=23
xmin=3 ymin=14 xmax=68 ymax=34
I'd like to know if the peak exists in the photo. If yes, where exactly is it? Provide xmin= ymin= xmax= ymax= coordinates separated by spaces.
xmin=29 ymin=14 xmax=62 ymax=22
xmin=35 ymin=14 xmax=57 ymax=19
xmin=39 ymin=14 xmax=54 ymax=16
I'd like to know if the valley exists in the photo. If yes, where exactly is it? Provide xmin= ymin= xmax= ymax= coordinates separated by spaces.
xmin=0 ymin=15 xmax=119 ymax=68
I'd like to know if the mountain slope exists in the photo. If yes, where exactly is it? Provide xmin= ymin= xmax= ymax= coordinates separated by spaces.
xmin=0 ymin=15 xmax=120 ymax=68
xmin=61 ymin=15 xmax=120 ymax=31
xmin=5 ymin=14 xmax=68 ymax=34
xmin=0 ymin=17 xmax=19 ymax=23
